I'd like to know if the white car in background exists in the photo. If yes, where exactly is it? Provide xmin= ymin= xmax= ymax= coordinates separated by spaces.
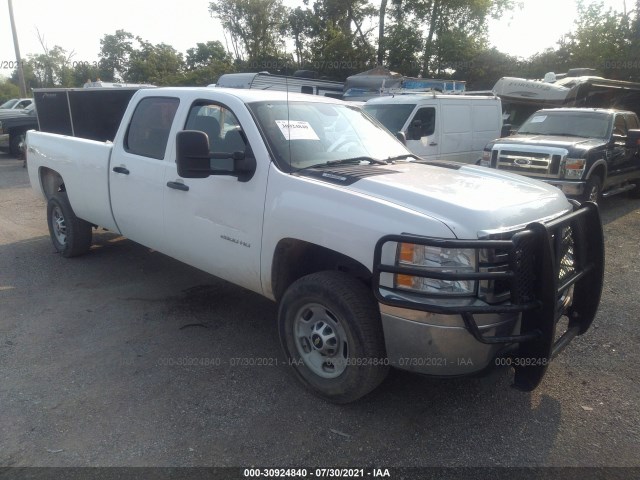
xmin=0 ymin=98 xmax=32 ymax=110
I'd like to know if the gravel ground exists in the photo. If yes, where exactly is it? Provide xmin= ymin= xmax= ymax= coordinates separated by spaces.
xmin=0 ymin=151 xmax=639 ymax=471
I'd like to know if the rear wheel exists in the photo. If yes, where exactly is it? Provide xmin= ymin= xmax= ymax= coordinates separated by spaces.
xmin=579 ymin=175 xmax=602 ymax=204
xmin=47 ymin=192 xmax=93 ymax=257
xmin=9 ymin=131 xmax=25 ymax=157
xmin=278 ymin=271 xmax=389 ymax=404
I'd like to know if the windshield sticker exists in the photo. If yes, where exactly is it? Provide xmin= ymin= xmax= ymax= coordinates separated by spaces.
xmin=530 ymin=115 xmax=547 ymax=123
xmin=275 ymin=120 xmax=320 ymax=141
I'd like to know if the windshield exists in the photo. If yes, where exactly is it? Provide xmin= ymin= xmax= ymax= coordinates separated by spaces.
xmin=0 ymin=99 xmax=18 ymax=109
xmin=248 ymin=100 xmax=410 ymax=170
xmin=518 ymin=111 xmax=611 ymax=139
xmin=362 ymin=103 xmax=416 ymax=133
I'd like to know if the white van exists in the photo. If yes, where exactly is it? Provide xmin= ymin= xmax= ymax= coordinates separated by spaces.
xmin=363 ymin=94 xmax=503 ymax=164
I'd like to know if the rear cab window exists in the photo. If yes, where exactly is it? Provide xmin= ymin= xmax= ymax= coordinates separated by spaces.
xmin=125 ymin=97 xmax=180 ymax=159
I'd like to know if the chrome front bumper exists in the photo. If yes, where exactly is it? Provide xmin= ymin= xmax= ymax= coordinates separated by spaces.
xmin=544 ymin=179 xmax=586 ymax=197
xmin=380 ymin=304 xmax=520 ymax=376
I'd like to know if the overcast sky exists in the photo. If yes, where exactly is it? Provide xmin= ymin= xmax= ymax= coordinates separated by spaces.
xmin=0 ymin=0 xmax=631 ymax=79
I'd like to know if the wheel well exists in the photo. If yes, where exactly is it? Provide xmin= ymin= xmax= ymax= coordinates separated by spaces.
xmin=39 ymin=168 xmax=65 ymax=200
xmin=588 ymin=162 xmax=606 ymax=183
xmin=271 ymin=238 xmax=372 ymax=302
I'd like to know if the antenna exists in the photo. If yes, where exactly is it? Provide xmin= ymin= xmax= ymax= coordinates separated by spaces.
xmin=286 ymin=69 xmax=292 ymax=170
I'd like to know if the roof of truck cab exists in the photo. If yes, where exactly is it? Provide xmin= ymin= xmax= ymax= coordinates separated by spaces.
xmin=149 ymin=87 xmax=346 ymax=104
xmin=364 ymin=93 xmax=499 ymax=105
xmin=534 ymin=107 xmax=636 ymax=116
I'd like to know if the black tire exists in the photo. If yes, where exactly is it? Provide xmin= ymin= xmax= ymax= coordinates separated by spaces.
xmin=278 ymin=271 xmax=389 ymax=403
xmin=579 ymin=175 xmax=602 ymax=204
xmin=629 ymin=180 xmax=640 ymax=199
xmin=9 ymin=131 xmax=25 ymax=157
xmin=46 ymin=192 xmax=93 ymax=258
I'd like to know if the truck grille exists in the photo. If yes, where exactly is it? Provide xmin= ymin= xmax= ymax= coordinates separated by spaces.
xmin=492 ymin=147 xmax=566 ymax=178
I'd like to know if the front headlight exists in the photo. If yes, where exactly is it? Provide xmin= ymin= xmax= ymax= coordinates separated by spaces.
xmin=562 ymin=158 xmax=586 ymax=179
xmin=395 ymin=243 xmax=478 ymax=296
xmin=479 ymin=150 xmax=491 ymax=167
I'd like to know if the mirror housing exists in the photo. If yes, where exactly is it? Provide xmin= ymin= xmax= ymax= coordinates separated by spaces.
xmin=176 ymin=130 xmax=212 ymax=179
xmin=500 ymin=124 xmax=512 ymax=137
xmin=176 ymin=130 xmax=256 ymax=182
xmin=626 ymin=129 xmax=640 ymax=149
xmin=395 ymin=131 xmax=406 ymax=145
xmin=407 ymin=119 xmax=422 ymax=140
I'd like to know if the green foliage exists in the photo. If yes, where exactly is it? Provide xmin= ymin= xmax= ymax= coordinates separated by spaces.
xmin=0 ymin=78 xmax=20 ymax=102
xmin=98 ymin=30 xmax=135 ymax=81
xmin=385 ymin=0 xmax=516 ymax=77
xmin=125 ymin=40 xmax=185 ymax=85
xmin=563 ymin=1 xmax=634 ymax=79
xmin=209 ymin=0 xmax=289 ymax=63
xmin=4 ymin=0 xmax=640 ymax=94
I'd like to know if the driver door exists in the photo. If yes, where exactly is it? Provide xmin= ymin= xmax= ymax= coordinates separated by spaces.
xmin=162 ymin=100 xmax=267 ymax=293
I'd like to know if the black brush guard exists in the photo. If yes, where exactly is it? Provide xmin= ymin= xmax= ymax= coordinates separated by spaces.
xmin=372 ymin=202 xmax=604 ymax=391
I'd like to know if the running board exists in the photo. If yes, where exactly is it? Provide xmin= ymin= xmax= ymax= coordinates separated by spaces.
xmin=602 ymin=183 xmax=636 ymax=198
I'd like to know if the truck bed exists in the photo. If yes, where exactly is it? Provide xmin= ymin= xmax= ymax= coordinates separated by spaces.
xmin=27 ymin=131 xmax=119 ymax=232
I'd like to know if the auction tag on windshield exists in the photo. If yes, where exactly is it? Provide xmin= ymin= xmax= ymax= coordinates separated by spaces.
xmin=275 ymin=120 xmax=320 ymax=141
xmin=530 ymin=115 xmax=547 ymax=123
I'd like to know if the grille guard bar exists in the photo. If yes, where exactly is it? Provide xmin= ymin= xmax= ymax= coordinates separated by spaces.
xmin=372 ymin=202 xmax=605 ymax=391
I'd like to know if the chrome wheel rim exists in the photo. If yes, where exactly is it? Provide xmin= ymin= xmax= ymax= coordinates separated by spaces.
xmin=588 ymin=184 xmax=600 ymax=202
xmin=51 ymin=205 xmax=67 ymax=245
xmin=293 ymin=303 xmax=348 ymax=378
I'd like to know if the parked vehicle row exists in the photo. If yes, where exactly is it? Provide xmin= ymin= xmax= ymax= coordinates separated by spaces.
xmin=0 ymin=102 xmax=38 ymax=156
xmin=26 ymin=86 xmax=603 ymax=403
xmin=481 ymin=108 xmax=640 ymax=203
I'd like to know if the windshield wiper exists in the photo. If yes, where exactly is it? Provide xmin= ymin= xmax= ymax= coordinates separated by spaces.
xmin=543 ymin=132 xmax=588 ymax=137
xmin=298 ymin=157 xmax=389 ymax=170
xmin=385 ymin=154 xmax=420 ymax=162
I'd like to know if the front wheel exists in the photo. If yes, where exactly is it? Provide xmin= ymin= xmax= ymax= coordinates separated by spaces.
xmin=278 ymin=271 xmax=389 ymax=403
xmin=47 ymin=192 xmax=93 ymax=257
xmin=579 ymin=175 xmax=602 ymax=204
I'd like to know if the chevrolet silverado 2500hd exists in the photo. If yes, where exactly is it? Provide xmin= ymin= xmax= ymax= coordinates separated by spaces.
xmin=27 ymin=87 xmax=604 ymax=403
xmin=482 ymin=108 xmax=640 ymax=203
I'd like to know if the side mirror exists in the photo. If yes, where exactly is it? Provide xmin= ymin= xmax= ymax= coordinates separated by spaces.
xmin=176 ymin=130 xmax=211 ymax=179
xmin=211 ymin=149 xmax=257 ymax=183
xmin=395 ymin=131 xmax=406 ymax=145
xmin=500 ymin=124 xmax=512 ymax=137
xmin=176 ymin=130 xmax=256 ymax=182
xmin=407 ymin=119 xmax=422 ymax=140
xmin=626 ymin=129 xmax=640 ymax=149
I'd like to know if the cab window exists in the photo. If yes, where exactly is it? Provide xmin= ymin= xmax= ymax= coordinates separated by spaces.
xmin=125 ymin=97 xmax=179 ymax=159
xmin=408 ymin=107 xmax=435 ymax=139
xmin=185 ymin=102 xmax=246 ymax=154
xmin=613 ymin=115 xmax=627 ymax=136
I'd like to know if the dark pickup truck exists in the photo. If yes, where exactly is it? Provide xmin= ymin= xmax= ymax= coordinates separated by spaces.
xmin=0 ymin=103 xmax=39 ymax=156
xmin=481 ymin=108 xmax=640 ymax=202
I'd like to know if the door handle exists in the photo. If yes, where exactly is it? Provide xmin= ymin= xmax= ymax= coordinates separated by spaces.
xmin=112 ymin=166 xmax=130 ymax=175
xmin=166 ymin=181 xmax=189 ymax=192
xmin=429 ymin=142 xmax=438 ymax=146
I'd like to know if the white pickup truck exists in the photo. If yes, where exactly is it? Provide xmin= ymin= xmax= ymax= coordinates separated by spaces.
xmin=27 ymin=86 xmax=604 ymax=403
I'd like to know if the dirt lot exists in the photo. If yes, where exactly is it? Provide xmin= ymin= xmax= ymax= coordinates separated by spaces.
xmin=1 ymin=151 xmax=639 ymax=469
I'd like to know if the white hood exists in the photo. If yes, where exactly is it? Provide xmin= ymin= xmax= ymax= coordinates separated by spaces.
xmin=346 ymin=162 xmax=571 ymax=239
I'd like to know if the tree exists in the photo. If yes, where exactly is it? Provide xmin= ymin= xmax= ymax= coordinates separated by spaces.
xmin=125 ymin=40 xmax=185 ymax=85
xmin=209 ymin=0 xmax=289 ymax=64
xmin=563 ymin=1 xmax=632 ymax=78
xmin=98 ymin=30 xmax=135 ymax=81
xmin=303 ymin=0 xmax=378 ymax=78
xmin=181 ymin=41 xmax=236 ymax=85
xmin=384 ymin=0 xmax=518 ymax=77
xmin=0 ymin=78 xmax=20 ymax=102
xmin=287 ymin=6 xmax=315 ymax=67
